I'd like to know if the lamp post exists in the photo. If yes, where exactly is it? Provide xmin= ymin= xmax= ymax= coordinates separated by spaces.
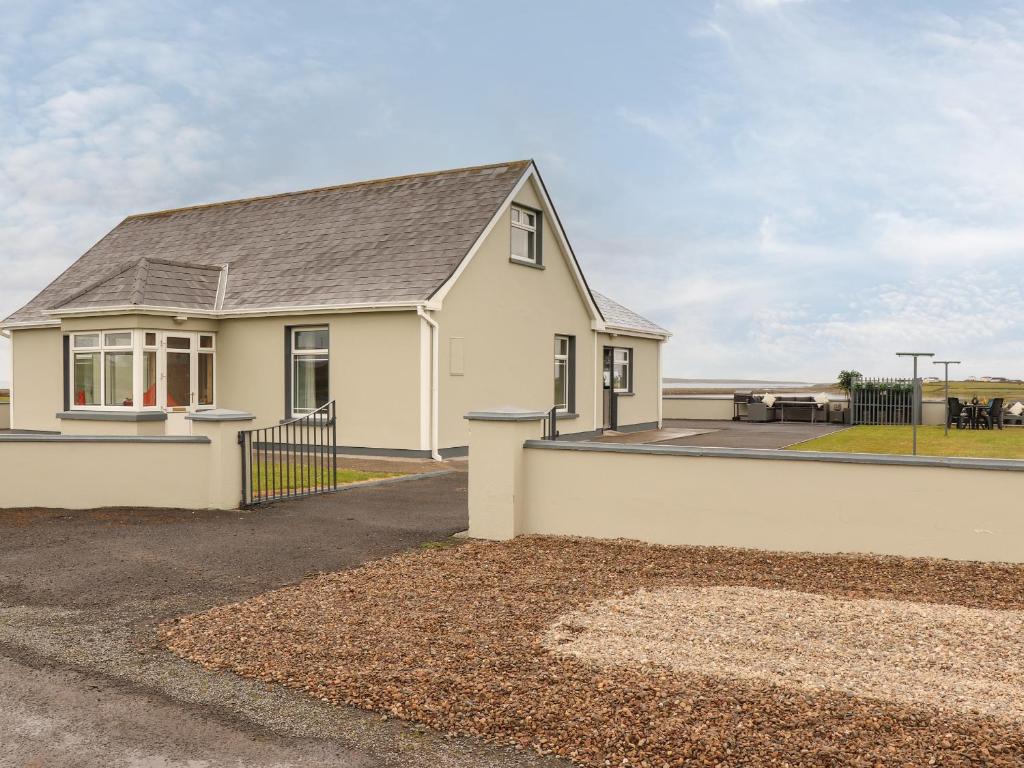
xmin=896 ymin=352 xmax=934 ymax=455
xmin=933 ymin=360 xmax=961 ymax=437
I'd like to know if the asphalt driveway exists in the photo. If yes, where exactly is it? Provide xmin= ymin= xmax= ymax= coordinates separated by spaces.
xmin=0 ymin=470 xmax=560 ymax=768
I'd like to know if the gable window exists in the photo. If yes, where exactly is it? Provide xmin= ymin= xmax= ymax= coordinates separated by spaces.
xmin=612 ymin=348 xmax=632 ymax=393
xmin=511 ymin=205 xmax=541 ymax=265
xmin=291 ymin=327 xmax=329 ymax=416
xmin=553 ymin=335 xmax=575 ymax=412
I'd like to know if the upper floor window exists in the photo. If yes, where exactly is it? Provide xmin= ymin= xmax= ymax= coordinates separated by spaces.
xmin=511 ymin=205 xmax=541 ymax=265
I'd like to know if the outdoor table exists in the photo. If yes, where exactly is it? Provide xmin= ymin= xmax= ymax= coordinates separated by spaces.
xmin=959 ymin=403 xmax=987 ymax=429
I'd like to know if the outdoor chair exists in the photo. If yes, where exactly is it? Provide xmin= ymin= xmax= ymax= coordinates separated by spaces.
xmin=947 ymin=397 xmax=965 ymax=429
xmin=978 ymin=398 xmax=1004 ymax=430
xmin=1003 ymin=402 xmax=1024 ymax=426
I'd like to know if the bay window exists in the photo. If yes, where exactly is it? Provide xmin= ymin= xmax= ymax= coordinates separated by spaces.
xmin=67 ymin=330 xmax=216 ymax=411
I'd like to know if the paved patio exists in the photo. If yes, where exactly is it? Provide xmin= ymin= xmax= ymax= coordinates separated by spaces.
xmin=598 ymin=419 xmax=848 ymax=450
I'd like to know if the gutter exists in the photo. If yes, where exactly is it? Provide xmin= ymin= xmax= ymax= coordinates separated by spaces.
xmin=417 ymin=306 xmax=442 ymax=461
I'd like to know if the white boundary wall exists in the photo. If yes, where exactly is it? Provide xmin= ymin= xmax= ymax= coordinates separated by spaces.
xmin=0 ymin=414 xmax=251 ymax=510
xmin=467 ymin=408 xmax=1024 ymax=563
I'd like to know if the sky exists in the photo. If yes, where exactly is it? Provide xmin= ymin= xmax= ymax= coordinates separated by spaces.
xmin=2 ymin=0 xmax=1024 ymax=386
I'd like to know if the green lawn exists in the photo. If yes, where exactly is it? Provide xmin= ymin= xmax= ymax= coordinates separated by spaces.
xmin=251 ymin=465 xmax=401 ymax=492
xmin=791 ymin=425 xmax=1024 ymax=459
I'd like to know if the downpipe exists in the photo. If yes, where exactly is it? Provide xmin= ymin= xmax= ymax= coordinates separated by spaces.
xmin=417 ymin=306 xmax=442 ymax=461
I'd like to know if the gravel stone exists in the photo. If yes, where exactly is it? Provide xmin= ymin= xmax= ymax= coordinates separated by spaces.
xmin=161 ymin=537 xmax=1024 ymax=767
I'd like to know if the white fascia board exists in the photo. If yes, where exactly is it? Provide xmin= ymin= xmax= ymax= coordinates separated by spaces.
xmin=602 ymin=325 xmax=672 ymax=341
xmin=42 ymin=301 xmax=425 ymax=320
xmin=0 ymin=320 xmax=62 ymax=333
xmin=428 ymin=164 xmax=603 ymax=324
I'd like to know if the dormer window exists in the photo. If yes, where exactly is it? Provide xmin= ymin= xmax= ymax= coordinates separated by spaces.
xmin=511 ymin=205 xmax=541 ymax=265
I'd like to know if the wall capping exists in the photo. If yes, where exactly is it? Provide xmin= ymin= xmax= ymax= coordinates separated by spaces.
xmin=186 ymin=409 xmax=255 ymax=422
xmin=0 ymin=434 xmax=209 ymax=444
xmin=523 ymin=439 xmax=1024 ymax=473
xmin=57 ymin=410 xmax=168 ymax=422
xmin=466 ymin=408 xmax=547 ymax=422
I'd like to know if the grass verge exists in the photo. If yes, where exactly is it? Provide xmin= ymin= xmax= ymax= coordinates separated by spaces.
xmin=790 ymin=425 xmax=1024 ymax=459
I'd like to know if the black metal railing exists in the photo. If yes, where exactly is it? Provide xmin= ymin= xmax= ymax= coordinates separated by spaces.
xmin=542 ymin=405 xmax=560 ymax=440
xmin=238 ymin=401 xmax=337 ymax=506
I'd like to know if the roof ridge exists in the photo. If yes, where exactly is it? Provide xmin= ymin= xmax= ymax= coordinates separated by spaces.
xmin=53 ymin=259 xmax=144 ymax=309
xmin=124 ymin=159 xmax=533 ymax=222
xmin=130 ymin=258 xmax=150 ymax=305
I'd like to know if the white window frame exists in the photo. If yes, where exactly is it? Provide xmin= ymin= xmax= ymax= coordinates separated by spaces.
xmin=290 ymin=326 xmax=330 ymax=417
xmin=554 ymin=335 xmax=570 ymax=412
xmin=67 ymin=329 xmax=216 ymax=412
xmin=613 ymin=347 xmax=632 ymax=394
xmin=510 ymin=205 xmax=539 ymax=265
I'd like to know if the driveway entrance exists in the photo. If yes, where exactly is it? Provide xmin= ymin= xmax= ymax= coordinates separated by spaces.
xmin=0 ymin=471 xmax=558 ymax=768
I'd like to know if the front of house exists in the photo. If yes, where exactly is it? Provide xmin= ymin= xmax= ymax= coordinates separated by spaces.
xmin=1 ymin=160 xmax=669 ymax=457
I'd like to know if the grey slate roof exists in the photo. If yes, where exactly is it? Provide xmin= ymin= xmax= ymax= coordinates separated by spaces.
xmin=55 ymin=259 xmax=224 ymax=311
xmin=5 ymin=160 xmax=532 ymax=325
xmin=592 ymin=291 xmax=667 ymax=335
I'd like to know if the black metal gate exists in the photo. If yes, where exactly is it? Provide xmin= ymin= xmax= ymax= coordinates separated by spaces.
xmin=239 ymin=401 xmax=337 ymax=506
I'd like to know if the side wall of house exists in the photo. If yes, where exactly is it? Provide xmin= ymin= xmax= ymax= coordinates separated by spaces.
xmin=596 ymin=332 xmax=662 ymax=430
xmin=435 ymin=179 xmax=601 ymax=449
xmin=216 ymin=311 xmax=422 ymax=450
xmin=9 ymin=327 xmax=63 ymax=432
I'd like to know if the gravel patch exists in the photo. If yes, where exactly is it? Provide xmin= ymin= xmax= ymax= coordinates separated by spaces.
xmin=161 ymin=537 xmax=1024 ymax=767
xmin=545 ymin=585 xmax=1024 ymax=721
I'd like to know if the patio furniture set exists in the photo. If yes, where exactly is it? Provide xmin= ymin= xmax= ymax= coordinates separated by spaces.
xmin=734 ymin=392 xmax=845 ymax=424
xmin=947 ymin=397 xmax=1024 ymax=429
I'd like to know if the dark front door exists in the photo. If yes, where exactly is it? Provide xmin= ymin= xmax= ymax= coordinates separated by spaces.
xmin=602 ymin=347 xmax=616 ymax=430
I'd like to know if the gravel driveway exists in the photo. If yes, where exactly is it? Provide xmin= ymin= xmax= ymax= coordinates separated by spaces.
xmin=163 ymin=537 xmax=1024 ymax=767
xmin=0 ymin=470 xmax=562 ymax=768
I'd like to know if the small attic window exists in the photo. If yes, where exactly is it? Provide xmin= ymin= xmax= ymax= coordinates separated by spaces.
xmin=511 ymin=206 xmax=541 ymax=266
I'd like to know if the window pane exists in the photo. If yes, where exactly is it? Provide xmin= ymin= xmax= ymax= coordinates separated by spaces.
xmin=74 ymin=334 xmax=99 ymax=348
xmin=293 ymin=356 xmax=328 ymax=413
xmin=143 ymin=351 xmax=157 ymax=407
xmin=104 ymin=351 xmax=134 ymax=406
xmin=554 ymin=359 xmax=568 ymax=409
xmin=104 ymin=332 xmax=131 ymax=347
xmin=166 ymin=352 xmax=190 ymax=408
xmin=511 ymin=208 xmax=520 ymax=224
xmin=294 ymin=328 xmax=328 ymax=350
xmin=73 ymin=353 xmax=100 ymax=406
xmin=167 ymin=336 xmax=190 ymax=350
xmin=511 ymin=227 xmax=533 ymax=261
xmin=199 ymin=334 xmax=214 ymax=349
xmin=198 ymin=353 xmax=214 ymax=406
xmin=144 ymin=332 xmax=157 ymax=347
xmin=555 ymin=336 xmax=568 ymax=357
xmin=614 ymin=349 xmax=629 ymax=364
xmin=614 ymin=363 xmax=629 ymax=391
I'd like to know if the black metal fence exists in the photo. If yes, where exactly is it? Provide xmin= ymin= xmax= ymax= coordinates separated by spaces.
xmin=850 ymin=377 xmax=921 ymax=425
xmin=238 ymin=401 xmax=338 ymax=506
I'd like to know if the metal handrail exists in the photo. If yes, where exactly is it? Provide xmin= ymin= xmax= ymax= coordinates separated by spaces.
xmin=542 ymin=405 xmax=560 ymax=440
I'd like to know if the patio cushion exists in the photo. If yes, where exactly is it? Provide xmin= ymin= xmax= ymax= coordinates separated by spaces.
xmin=1010 ymin=401 xmax=1024 ymax=417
